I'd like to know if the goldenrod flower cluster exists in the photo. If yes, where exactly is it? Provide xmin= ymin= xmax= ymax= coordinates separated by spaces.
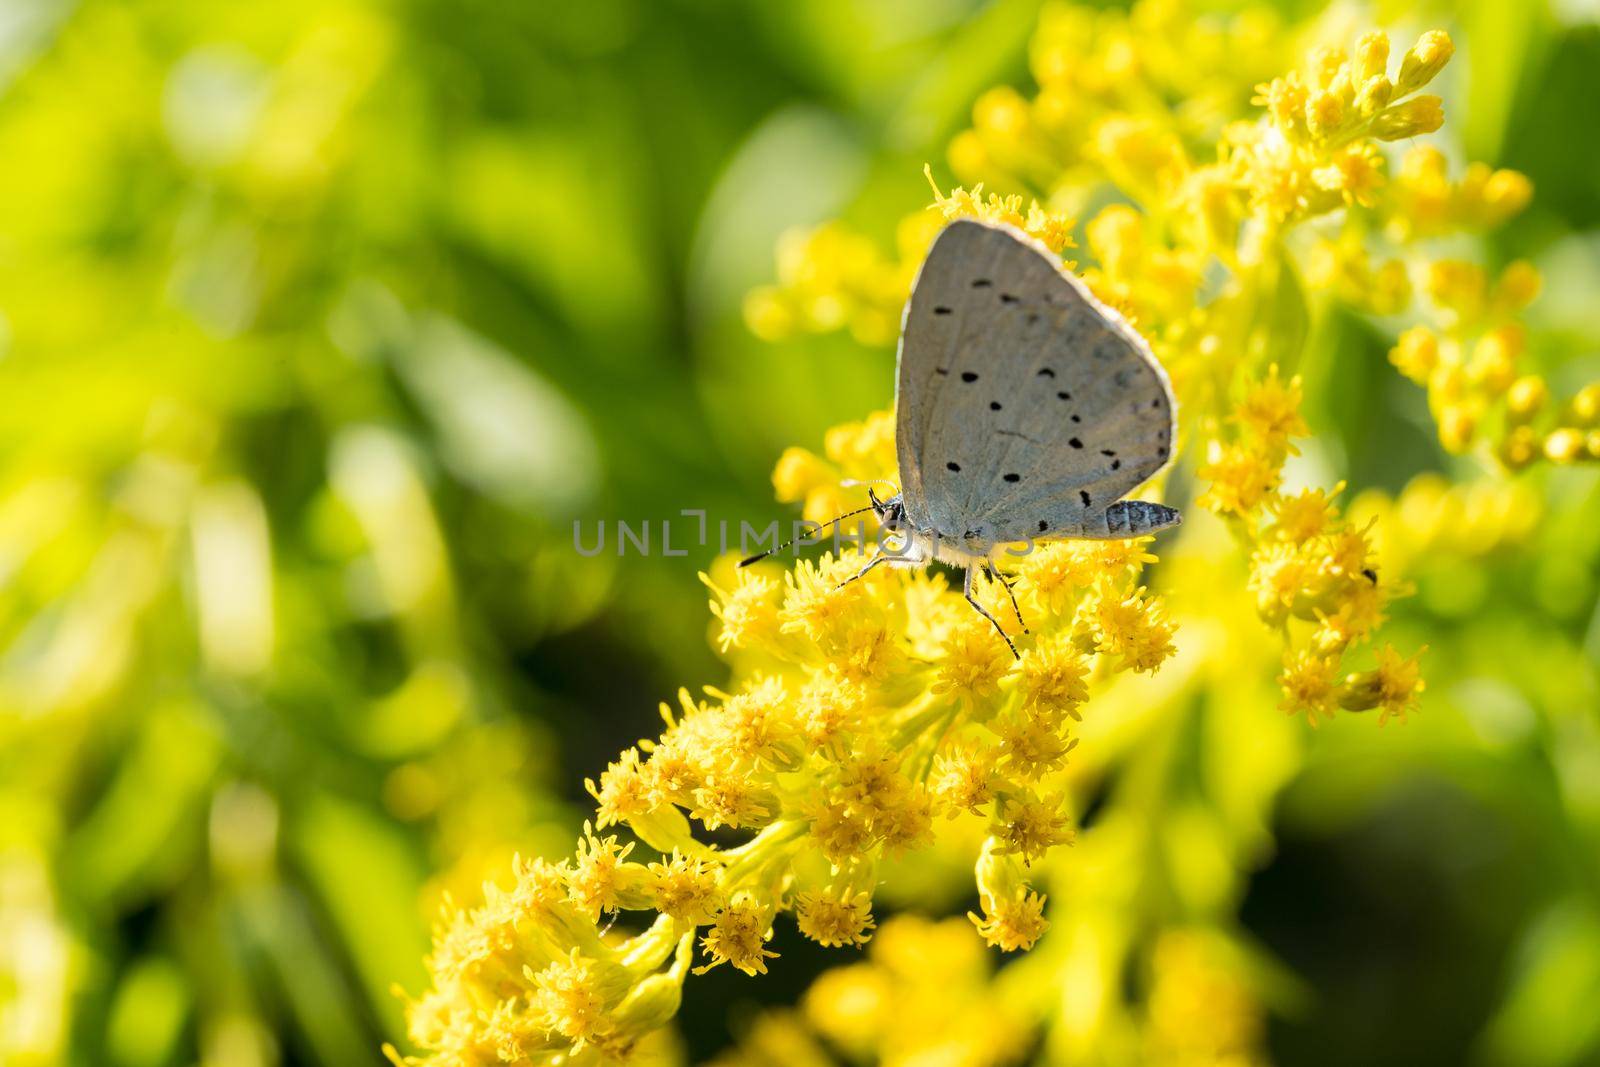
xmin=743 ymin=173 xmax=1076 ymax=349
xmin=1200 ymin=367 xmax=1424 ymax=725
xmin=396 ymin=411 xmax=1176 ymax=1064
xmin=710 ymin=915 xmax=1033 ymax=1067
xmin=1140 ymin=931 xmax=1269 ymax=1067
xmin=1349 ymin=471 xmax=1540 ymax=576
xmin=1238 ymin=29 xmax=1453 ymax=224
xmin=711 ymin=921 xmax=1271 ymax=1067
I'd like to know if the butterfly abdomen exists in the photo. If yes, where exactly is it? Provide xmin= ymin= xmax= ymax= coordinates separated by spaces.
xmin=1102 ymin=500 xmax=1180 ymax=536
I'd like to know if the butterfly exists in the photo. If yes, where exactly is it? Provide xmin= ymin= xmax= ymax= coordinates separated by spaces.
xmin=744 ymin=218 xmax=1179 ymax=658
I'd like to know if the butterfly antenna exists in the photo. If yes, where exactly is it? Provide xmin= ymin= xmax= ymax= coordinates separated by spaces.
xmin=738 ymin=504 xmax=875 ymax=567
xmin=840 ymin=478 xmax=900 ymax=495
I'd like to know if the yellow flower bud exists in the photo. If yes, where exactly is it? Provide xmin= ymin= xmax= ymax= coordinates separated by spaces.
xmin=1493 ymin=260 xmax=1542 ymax=312
xmin=946 ymin=129 xmax=990 ymax=185
xmin=1469 ymin=325 xmax=1523 ymax=393
xmin=1390 ymin=326 xmax=1439 ymax=384
xmin=1182 ymin=165 xmax=1239 ymax=253
xmin=1370 ymin=259 xmax=1412 ymax=315
xmin=1482 ymin=169 xmax=1533 ymax=219
xmin=1499 ymin=425 xmax=1539 ymax=469
xmin=1309 ymin=45 xmax=1348 ymax=90
xmin=1086 ymin=204 xmax=1145 ymax=274
xmin=1430 ymin=359 xmax=1469 ymax=403
xmin=743 ymin=287 xmax=795 ymax=342
xmin=1570 ymin=383 xmax=1600 ymax=427
xmin=772 ymin=447 xmax=833 ymax=503
xmin=974 ymin=86 xmax=1031 ymax=137
xmin=1371 ymin=95 xmax=1445 ymax=140
xmin=1355 ymin=31 xmax=1390 ymax=81
xmin=1426 ymin=259 xmax=1486 ymax=318
xmin=1397 ymin=30 xmax=1453 ymax=93
xmin=1506 ymin=376 xmax=1547 ymax=422
xmin=1032 ymin=85 xmax=1077 ymax=132
xmin=1356 ymin=75 xmax=1394 ymax=116
xmin=1438 ymin=405 xmax=1477 ymax=453
xmin=1543 ymin=428 xmax=1586 ymax=464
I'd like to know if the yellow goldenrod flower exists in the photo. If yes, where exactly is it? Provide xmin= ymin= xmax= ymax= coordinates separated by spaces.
xmin=647 ymin=852 xmax=723 ymax=926
xmin=1338 ymin=645 xmax=1427 ymax=724
xmin=930 ymin=740 xmax=1000 ymax=818
xmin=1279 ymin=650 xmax=1340 ymax=724
xmin=971 ymin=840 xmax=1051 ymax=951
xmin=698 ymin=893 xmax=780 ymax=976
xmin=795 ymin=887 xmax=876 ymax=948
xmin=530 ymin=949 xmax=616 ymax=1049
xmin=1198 ymin=444 xmax=1278 ymax=516
xmin=994 ymin=790 xmax=1076 ymax=864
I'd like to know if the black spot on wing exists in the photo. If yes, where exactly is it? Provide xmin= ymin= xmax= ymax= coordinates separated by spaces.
xmin=1038 ymin=368 xmax=1055 ymax=378
xmin=972 ymin=278 xmax=992 ymax=288
xmin=1000 ymin=293 xmax=1020 ymax=304
xmin=933 ymin=306 xmax=953 ymax=315
xmin=961 ymin=372 xmax=979 ymax=383
xmin=1038 ymin=520 xmax=1049 ymax=532
xmin=935 ymin=368 xmax=949 ymax=376
xmin=1080 ymin=490 xmax=1091 ymax=506
xmin=1003 ymin=473 xmax=1020 ymax=483
xmin=1056 ymin=391 xmax=1072 ymax=400
xmin=989 ymin=402 xmax=1002 ymax=411
xmin=1068 ymin=438 xmax=1083 ymax=449
xmin=946 ymin=462 xmax=961 ymax=472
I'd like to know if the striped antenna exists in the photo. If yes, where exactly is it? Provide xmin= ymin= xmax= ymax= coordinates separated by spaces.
xmin=738 ymin=504 xmax=876 ymax=567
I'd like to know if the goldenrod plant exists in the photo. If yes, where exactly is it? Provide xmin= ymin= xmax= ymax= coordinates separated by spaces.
xmin=6 ymin=1 xmax=1599 ymax=1065
xmin=392 ymin=2 xmax=1600 ymax=1065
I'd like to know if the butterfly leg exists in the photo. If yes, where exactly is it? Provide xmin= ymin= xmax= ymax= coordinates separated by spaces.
xmin=963 ymin=565 xmax=1019 ymax=660
xmin=837 ymin=547 xmax=928 ymax=589
xmin=836 ymin=552 xmax=887 ymax=589
xmin=984 ymin=562 xmax=1029 ymax=635
xmin=839 ymin=548 xmax=915 ymax=589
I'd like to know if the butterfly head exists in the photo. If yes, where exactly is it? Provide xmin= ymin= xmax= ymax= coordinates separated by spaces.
xmin=867 ymin=486 xmax=907 ymax=534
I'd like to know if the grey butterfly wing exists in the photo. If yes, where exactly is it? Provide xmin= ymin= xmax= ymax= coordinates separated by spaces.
xmin=895 ymin=218 xmax=1176 ymax=543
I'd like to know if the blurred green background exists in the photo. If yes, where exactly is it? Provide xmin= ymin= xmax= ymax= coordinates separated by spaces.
xmin=1 ymin=1 xmax=1598 ymax=1065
